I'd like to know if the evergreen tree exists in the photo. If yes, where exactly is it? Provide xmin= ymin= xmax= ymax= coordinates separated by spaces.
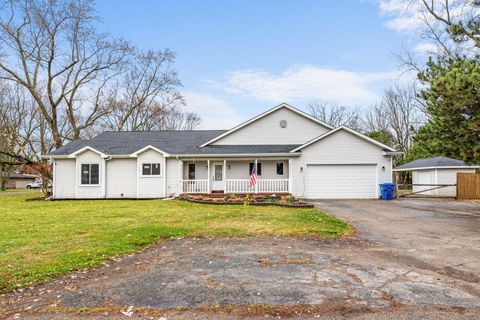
xmin=415 ymin=57 xmax=480 ymax=164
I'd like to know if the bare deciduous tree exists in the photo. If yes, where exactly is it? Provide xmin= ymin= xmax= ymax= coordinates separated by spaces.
xmin=99 ymin=50 xmax=189 ymax=131
xmin=0 ymin=0 xmax=132 ymax=150
xmin=385 ymin=0 xmax=480 ymax=71
xmin=0 ymin=0 xmax=196 ymax=172
xmin=161 ymin=108 xmax=201 ymax=130
xmin=307 ymin=102 xmax=362 ymax=130
xmin=0 ymin=82 xmax=45 ymax=189
xmin=364 ymin=84 xmax=426 ymax=158
xmin=420 ymin=0 xmax=480 ymax=50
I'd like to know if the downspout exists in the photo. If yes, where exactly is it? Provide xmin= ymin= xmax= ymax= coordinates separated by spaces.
xmin=103 ymin=156 xmax=112 ymax=198
xmin=163 ymin=156 xmax=167 ymax=197
xmin=176 ymin=155 xmax=182 ymax=195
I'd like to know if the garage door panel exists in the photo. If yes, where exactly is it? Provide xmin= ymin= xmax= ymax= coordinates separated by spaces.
xmin=413 ymin=170 xmax=433 ymax=195
xmin=306 ymin=164 xmax=377 ymax=199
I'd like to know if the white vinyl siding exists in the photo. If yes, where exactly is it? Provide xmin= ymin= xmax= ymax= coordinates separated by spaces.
xmin=291 ymin=129 xmax=392 ymax=199
xmin=76 ymin=150 xmax=103 ymax=199
xmin=106 ymin=159 xmax=137 ymax=198
xmin=412 ymin=168 xmax=475 ymax=197
xmin=306 ymin=164 xmax=377 ymax=199
xmin=137 ymin=149 xmax=165 ymax=198
xmin=166 ymin=158 xmax=180 ymax=197
xmin=182 ymin=161 xmax=208 ymax=179
xmin=436 ymin=168 xmax=475 ymax=197
xmin=211 ymin=107 xmax=330 ymax=145
xmin=53 ymin=159 xmax=76 ymax=199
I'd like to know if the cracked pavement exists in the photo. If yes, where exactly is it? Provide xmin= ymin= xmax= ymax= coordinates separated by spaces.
xmin=1 ymin=199 xmax=479 ymax=319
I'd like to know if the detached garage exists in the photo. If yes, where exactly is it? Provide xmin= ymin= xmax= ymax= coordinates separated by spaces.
xmin=393 ymin=156 xmax=480 ymax=197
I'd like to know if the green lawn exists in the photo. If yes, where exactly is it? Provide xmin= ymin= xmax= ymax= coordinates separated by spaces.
xmin=0 ymin=189 xmax=40 ymax=193
xmin=0 ymin=192 xmax=351 ymax=293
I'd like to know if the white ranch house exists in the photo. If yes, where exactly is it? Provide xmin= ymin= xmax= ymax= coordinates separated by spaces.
xmin=46 ymin=103 xmax=399 ymax=199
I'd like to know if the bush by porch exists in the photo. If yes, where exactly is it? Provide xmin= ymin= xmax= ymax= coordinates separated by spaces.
xmin=181 ymin=193 xmax=314 ymax=208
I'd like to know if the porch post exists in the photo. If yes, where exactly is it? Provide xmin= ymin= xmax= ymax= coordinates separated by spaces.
xmin=255 ymin=159 xmax=258 ymax=194
xmin=179 ymin=160 xmax=183 ymax=194
xmin=207 ymin=159 xmax=211 ymax=194
xmin=223 ymin=159 xmax=227 ymax=193
xmin=288 ymin=159 xmax=292 ymax=194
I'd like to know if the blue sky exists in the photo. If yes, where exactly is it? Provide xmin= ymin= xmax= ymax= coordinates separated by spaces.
xmin=95 ymin=0 xmax=418 ymax=128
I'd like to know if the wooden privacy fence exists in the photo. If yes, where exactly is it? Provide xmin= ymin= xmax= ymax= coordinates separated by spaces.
xmin=457 ymin=173 xmax=480 ymax=199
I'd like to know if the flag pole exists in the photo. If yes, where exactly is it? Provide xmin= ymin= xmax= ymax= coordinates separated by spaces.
xmin=254 ymin=159 xmax=258 ymax=194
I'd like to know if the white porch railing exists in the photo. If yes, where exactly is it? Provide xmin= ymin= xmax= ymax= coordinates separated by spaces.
xmin=182 ymin=179 xmax=290 ymax=194
xmin=225 ymin=179 xmax=289 ymax=193
xmin=257 ymin=179 xmax=289 ymax=193
xmin=182 ymin=179 xmax=208 ymax=193
xmin=225 ymin=179 xmax=254 ymax=193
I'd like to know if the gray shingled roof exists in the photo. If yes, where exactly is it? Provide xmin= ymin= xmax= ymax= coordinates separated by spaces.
xmin=9 ymin=173 xmax=39 ymax=179
xmin=394 ymin=156 xmax=480 ymax=171
xmin=47 ymin=130 xmax=301 ymax=156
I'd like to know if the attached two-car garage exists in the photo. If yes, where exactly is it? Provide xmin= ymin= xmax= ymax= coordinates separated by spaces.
xmin=290 ymin=126 xmax=395 ymax=199
xmin=305 ymin=164 xmax=378 ymax=199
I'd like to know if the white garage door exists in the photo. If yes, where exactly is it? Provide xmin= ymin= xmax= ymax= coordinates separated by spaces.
xmin=413 ymin=170 xmax=433 ymax=195
xmin=306 ymin=164 xmax=378 ymax=199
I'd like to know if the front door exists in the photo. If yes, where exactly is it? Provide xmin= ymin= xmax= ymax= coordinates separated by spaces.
xmin=212 ymin=163 xmax=224 ymax=191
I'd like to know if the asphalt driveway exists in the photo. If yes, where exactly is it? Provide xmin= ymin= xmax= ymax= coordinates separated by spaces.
xmin=312 ymin=198 xmax=480 ymax=279
xmin=1 ymin=199 xmax=479 ymax=319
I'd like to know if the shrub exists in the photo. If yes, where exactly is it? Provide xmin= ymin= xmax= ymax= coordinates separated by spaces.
xmin=285 ymin=195 xmax=294 ymax=204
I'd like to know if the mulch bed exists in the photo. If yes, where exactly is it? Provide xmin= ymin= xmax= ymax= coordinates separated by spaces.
xmin=183 ymin=198 xmax=314 ymax=208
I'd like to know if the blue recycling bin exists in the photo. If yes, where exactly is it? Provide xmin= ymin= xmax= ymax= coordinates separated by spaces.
xmin=379 ymin=183 xmax=395 ymax=200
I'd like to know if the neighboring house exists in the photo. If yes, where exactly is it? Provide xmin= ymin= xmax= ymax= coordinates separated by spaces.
xmin=45 ymin=103 xmax=398 ymax=199
xmin=6 ymin=173 xmax=39 ymax=189
xmin=393 ymin=156 xmax=480 ymax=197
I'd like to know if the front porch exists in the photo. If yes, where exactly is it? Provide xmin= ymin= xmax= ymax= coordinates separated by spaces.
xmin=180 ymin=159 xmax=291 ymax=194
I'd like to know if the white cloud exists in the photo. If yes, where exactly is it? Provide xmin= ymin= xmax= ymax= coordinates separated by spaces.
xmin=413 ymin=42 xmax=439 ymax=54
xmin=378 ymin=0 xmax=426 ymax=32
xmin=377 ymin=0 xmax=480 ymax=33
xmin=209 ymin=65 xmax=397 ymax=106
xmin=182 ymin=91 xmax=241 ymax=129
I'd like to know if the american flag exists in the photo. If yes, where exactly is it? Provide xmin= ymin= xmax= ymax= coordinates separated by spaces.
xmin=249 ymin=163 xmax=257 ymax=187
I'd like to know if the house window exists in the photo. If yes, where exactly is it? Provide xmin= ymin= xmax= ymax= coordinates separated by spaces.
xmin=142 ymin=163 xmax=161 ymax=176
xmin=188 ymin=163 xmax=195 ymax=180
xmin=276 ymin=162 xmax=284 ymax=175
xmin=81 ymin=164 xmax=99 ymax=185
xmin=249 ymin=162 xmax=262 ymax=176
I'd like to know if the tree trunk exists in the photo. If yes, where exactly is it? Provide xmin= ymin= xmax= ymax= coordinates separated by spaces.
xmin=52 ymin=125 xmax=63 ymax=149
xmin=0 ymin=164 xmax=10 ymax=191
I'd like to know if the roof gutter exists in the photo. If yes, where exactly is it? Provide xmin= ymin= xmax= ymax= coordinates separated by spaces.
xmin=383 ymin=151 xmax=404 ymax=156
xmin=172 ymin=152 xmax=302 ymax=158
xmin=393 ymin=165 xmax=480 ymax=172
xmin=45 ymin=152 xmax=302 ymax=159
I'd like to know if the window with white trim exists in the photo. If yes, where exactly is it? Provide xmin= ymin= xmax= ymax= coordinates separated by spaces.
xmin=142 ymin=163 xmax=161 ymax=176
xmin=81 ymin=164 xmax=99 ymax=185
